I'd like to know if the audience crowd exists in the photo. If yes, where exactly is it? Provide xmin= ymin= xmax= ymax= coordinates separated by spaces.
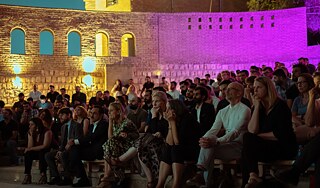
xmin=0 ymin=57 xmax=320 ymax=188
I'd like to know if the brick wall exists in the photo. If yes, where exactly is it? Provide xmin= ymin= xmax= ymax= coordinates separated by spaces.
xmin=0 ymin=5 xmax=319 ymax=105
xmin=132 ymin=0 xmax=248 ymax=12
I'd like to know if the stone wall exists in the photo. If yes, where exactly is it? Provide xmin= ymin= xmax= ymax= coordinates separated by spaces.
xmin=0 ymin=5 xmax=159 ymax=105
xmin=0 ymin=5 xmax=320 ymax=105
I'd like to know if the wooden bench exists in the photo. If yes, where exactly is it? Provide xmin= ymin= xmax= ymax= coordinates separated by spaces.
xmin=258 ymin=160 xmax=295 ymax=177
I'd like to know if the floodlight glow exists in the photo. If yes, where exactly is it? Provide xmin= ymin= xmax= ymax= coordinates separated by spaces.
xmin=82 ymin=57 xmax=96 ymax=73
xmin=13 ymin=65 xmax=21 ymax=74
xmin=13 ymin=76 xmax=22 ymax=88
xmin=83 ymin=75 xmax=93 ymax=87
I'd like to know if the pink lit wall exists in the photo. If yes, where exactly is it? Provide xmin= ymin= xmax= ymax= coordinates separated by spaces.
xmin=158 ymin=7 xmax=308 ymax=75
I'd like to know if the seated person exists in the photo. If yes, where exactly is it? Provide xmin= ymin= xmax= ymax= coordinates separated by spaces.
xmin=292 ymin=73 xmax=320 ymax=143
xmin=186 ymin=82 xmax=251 ymax=187
xmin=64 ymin=105 xmax=108 ymax=187
xmin=137 ymin=91 xmax=169 ymax=188
xmin=45 ymin=108 xmax=83 ymax=185
xmin=0 ymin=109 xmax=19 ymax=165
xmin=22 ymin=117 xmax=53 ymax=184
xmin=274 ymin=132 xmax=320 ymax=187
xmin=97 ymin=102 xmax=139 ymax=187
xmin=241 ymin=77 xmax=297 ymax=188
xmin=156 ymin=99 xmax=201 ymax=188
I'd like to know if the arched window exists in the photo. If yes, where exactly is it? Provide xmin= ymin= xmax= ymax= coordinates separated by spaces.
xmin=121 ymin=33 xmax=135 ymax=57
xmin=40 ymin=30 xmax=54 ymax=55
xmin=11 ymin=28 xmax=25 ymax=54
xmin=68 ymin=31 xmax=81 ymax=56
xmin=95 ymin=32 xmax=109 ymax=56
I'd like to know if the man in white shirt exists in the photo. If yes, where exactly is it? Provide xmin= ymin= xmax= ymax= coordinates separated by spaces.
xmin=29 ymin=84 xmax=41 ymax=102
xmin=167 ymin=81 xmax=181 ymax=100
xmin=187 ymin=82 xmax=251 ymax=187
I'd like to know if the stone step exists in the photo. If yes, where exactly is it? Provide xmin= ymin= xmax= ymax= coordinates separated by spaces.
xmin=0 ymin=162 xmax=312 ymax=188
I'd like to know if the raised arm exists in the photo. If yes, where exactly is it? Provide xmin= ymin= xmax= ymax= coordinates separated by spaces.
xmin=248 ymin=100 xmax=260 ymax=134
xmin=304 ymin=88 xmax=318 ymax=127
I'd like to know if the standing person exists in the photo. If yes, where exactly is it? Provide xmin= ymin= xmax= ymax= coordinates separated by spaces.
xmin=0 ymin=109 xmax=19 ymax=165
xmin=46 ymin=85 xmax=59 ymax=104
xmin=241 ymin=77 xmax=297 ymax=188
xmin=140 ymin=76 xmax=155 ymax=97
xmin=72 ymin=86 xmax=87 ymax=107
xmin=29 ymin=84 xmax=42 ymax=102
xmin=22 ymin=117 xmax=52 ymax=184
xmin=156 ymin=100 xmax=201 ymax=188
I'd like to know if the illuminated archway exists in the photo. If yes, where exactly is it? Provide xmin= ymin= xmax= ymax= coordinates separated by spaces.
xmin=121 ymin=33 xmax=135 ymax=57
xmin=95 ymin=32 xmax=109 ymax=56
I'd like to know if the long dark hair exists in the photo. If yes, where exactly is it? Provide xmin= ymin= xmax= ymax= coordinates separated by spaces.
xmin=167 ymin=99 xmax=189 ymax=124
xmin=30 ymin=117 xmax=46 ymax=135
xmin=39 ymin=109 xmax=53 ymax=125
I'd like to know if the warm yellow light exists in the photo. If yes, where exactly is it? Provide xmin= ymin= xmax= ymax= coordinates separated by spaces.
xmin=13 ymin=76 xmax=22 ymax=88
xmin=154 ymin=70 xmax=161 ymax=76
xmin=13 ymin=65 xmax=21 ymax=74
xmin=83 ymin=75 xmax=93 ymax=87
xmin=82 ymin=57 xmax=96 ymax=73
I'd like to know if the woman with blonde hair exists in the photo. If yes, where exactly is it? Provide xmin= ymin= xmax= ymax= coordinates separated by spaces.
xmin=74 ymin=106 xmax=90 ymax=136
xmin=241 ymin=77 xmax=297 ymax=188
xmin=137 ymin=91 xmax=169 ymax=188
xmin=97 ymin=102 xmax=139 ymax=187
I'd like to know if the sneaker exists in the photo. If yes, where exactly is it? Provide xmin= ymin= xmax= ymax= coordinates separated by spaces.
xmin=273 ymin=168 xmax=299 ymax=186
xmin=186 ymin=173 xmax=205 ymax=187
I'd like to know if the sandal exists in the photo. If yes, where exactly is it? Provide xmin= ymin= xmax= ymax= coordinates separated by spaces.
xmin=38 ymin=174 xmax=47 ymax=184
xmin=22 ymin=174 xmax=31 ymax=184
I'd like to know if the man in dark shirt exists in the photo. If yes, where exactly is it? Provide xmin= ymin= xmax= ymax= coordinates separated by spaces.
xmin=12 ymin=92 xmax=27 ymax=122
xmin=140 ymin=76 xmax=154 ymax=97
xmin=142 ymin=90 xmax=153 ymax=126
xmin=89 ymin=91 xmax=104 ymax=109
xmin=184 ymin=84 xmax=196 ymax=111
xmin=72 ymin=86 xmax=87 ymax=107
xmin=127 ymin=94 xmax=148 ymax=133
xmin=47 ymin=85 xmax=60 ymax=104
xmin=192 ymin=86 xmax=215 ymax=136
xmin=0 ymin=109 xmax=19 ymax=165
